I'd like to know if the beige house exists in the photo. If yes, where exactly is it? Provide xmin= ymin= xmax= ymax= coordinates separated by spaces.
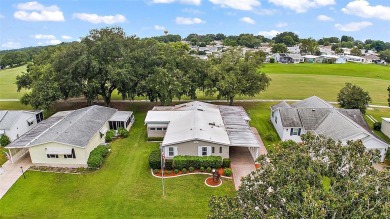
xmin=145 ymin=101 xmax=261 ymax=160
xmin=6 ymin=105 xmax=134 ymax=167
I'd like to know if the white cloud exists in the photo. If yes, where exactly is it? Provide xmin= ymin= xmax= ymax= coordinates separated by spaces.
xmin=73 ymin=13 xmax=126 ymax=24
xmin=32 ymin=34 xmax=55 ymax=39
xmin=269 ymin=0 xmax=335 ymax=13
xmin=182 ymin=8 xmax=203 ymax=14
xmin=253 ymin=8 xmax=277 ymax=15
xmin=62 ymin=35 xmax=73 ymax=40
xmin=210 ymin=0 xmax=261 ymax=11
xmin=14 ymin=1 xmax=65 ymax=22
xmin=240 ymin=17 xmax=256 ymax=24
xmin=154 ymin=25 xmax=166 ymax=30
xmin=258 ymin=30 xmax=280 ymax=38
xmin=276 ymin=22 xmax=288 ymax=27
xmin=151 ymin=0 xmax=201 ymax=5
xmin=334 ymin=21 xmax=373 ymax=32
xmin=342 ymin=0 xmax=390 ymax=20
xmin=175 ymin=17 xmax=204 ymax=24
xmin=1 ymin=41 xmax=22 ymax=49
xmin=317 ymin=15 xmax=333 ymax=21
xmin=47 ymin=39 xmax=61 ymax=45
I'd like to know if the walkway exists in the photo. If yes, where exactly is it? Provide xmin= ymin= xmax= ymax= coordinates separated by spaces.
xmin=0 ymin=154 xmax=32 ymax=199
xmin=230 ymin=147 xmax=256 ymax=190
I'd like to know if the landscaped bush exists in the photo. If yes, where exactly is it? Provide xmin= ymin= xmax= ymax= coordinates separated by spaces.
xmin=222 ymin=158 xmax=231 ymax=168
xmin=147 ymin=137 xmax=164 ymax=141
xmin=167 ymin=170 xmax=172 ymax=175
xmin=270 ymin=57 xmax=275 ymax=63
xmin=165 ymin=159 xmax=173 ymax=170
xmin=87 ymin=147 xmax=107 ymax=168
xmin=94 ymin=145 xmax=109 ymax=157
xmin=174 ymin=169 xmax=179 ymax=174
xmin=264 ymin=132 xmax=277 ymax=141
xmin=173 ymin=156 xmax=222 ymax=169
xmin=200 ymin=166 xmax=205 ymax=172
xmin=182 ymin=168 xmax=187 ymax=174
xmin=373 ymin=122 xmax=381 ymax=131
xmin=224 ymin=168 xmax=232 ymax=177
xmin=153 ymin=169 xmax=159 ymax=174
xmin=148 ymin=150 xmax=161 ymax=169
xmin=189 ymin=167 xmax=194 ymax=172
xmin=118 ymin=128 xmax=129 ymax=138
xmin=0 ymin=134 xmax=10 ymax=146
xmin=105 ymin=130 xmax=115 ymax=142
xmin=207 ymin=167 xmax=212 ymax=173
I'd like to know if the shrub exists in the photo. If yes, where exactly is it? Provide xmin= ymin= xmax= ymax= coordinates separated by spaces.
xmin=182 ymin=168 xmax=187 ymax=174
xmin=200 ymin=166 xmax=205 ymax=172
xmin=105 ymin=130 xmax=115 ymax=142
xmin=167 ymin=170 xmax=172 ymax=175
xmin=264 ymin=132 xmax=277 ymax=141
xmin=0 ymin=134 xmax=11 ymax=146
xmin=118 ymin=128 xmax=129 ymax=138
xmin=270 ymin=57 xmax=275 ymax=63
xmin=87 ymin=152 xmax=104 ymax=168
xmin=94 ymin=145 xmax=109 ymax=157
xmin=164 ymin=159 xmax=173 ymax=170
xmin=222 ymin=158 xmax=231 ymax=168
xmin=189 ymin=167 xmax=194 ymax=172
xmin=207 ymin=167 xmax=212 ymax=173
xmin=148 ymin=150 xmax=161 ymax=169
xmin=173 ymin=156 xmax=222 ymax=169
xmin=373 ymin=122 xmax=381 ymax=131
xmin=153 ymin=169 xmax=159 ymax=174
xmin=224 ymin=168 xmax=233 ymax=177
xmin=174 ymin=169 xmax=179 ymax=174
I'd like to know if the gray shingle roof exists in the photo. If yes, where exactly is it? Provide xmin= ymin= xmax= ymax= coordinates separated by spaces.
xmin=279 ymin=108 xmax=302 ymax=127
xmin=29 ymin=106 xmax=116 ymax=148
xmin=271 ymin=101 xmax=291 ymax=110
xmin=291 ymin=96 xmax=333 ymax=109
xmin=297 ymin=108 xmax=332 ymax=130
xmin=337 ymin=109 xmax=371 ymax=133
xmin=0 ymin=111 xmax=22 ymax=129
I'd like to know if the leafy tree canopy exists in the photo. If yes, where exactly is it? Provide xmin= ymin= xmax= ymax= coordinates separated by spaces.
xmin=337 ymin=82 xmax=372 ymax=114
xmin=208 ymin=134 xmax=389 ymax=219
xmin=273 ymin=32 xmax=299 ymax=46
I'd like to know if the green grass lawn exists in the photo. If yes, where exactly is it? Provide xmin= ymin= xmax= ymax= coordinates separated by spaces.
xmin=0 ymin=112 xmax=235 ymax=218
xmin=0 ymin=66 xmax=27 ymax=99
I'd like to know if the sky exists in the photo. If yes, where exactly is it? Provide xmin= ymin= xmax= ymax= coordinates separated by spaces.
xmin=0 ymin=0 xmax=389 ymax=50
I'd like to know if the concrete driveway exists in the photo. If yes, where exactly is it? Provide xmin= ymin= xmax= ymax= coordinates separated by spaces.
xmin=230 ymin=147 xmax=256 ymax=190
xmin=0 ymin=154 xmax=32 ymax=199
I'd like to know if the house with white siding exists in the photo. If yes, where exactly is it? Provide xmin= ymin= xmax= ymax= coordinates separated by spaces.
xmin=5 ymin=105 xmax=134 ymax=167
xmin=271 ymin=96 xmax=388 ymax=162
xmin=145 ymin=101 xmax=261 ymax=161
xmin=0 ymin=110 xmax=43 ymax=143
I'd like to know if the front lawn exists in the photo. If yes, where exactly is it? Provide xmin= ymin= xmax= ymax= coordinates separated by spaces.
xmin=0 ymin=112 xmax=235 ymax=218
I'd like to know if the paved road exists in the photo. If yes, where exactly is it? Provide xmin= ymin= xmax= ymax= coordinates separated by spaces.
xmin=0 ymin=154 xmax=32 ymax=199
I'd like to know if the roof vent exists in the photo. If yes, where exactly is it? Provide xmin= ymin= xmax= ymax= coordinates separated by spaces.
xmin=209 ymin=122 xmax=215 ymax=126
xmin=197 ymin=109 xmax=204 ymax=111
xmin=312 ymin=109 xmax=316 ymax=111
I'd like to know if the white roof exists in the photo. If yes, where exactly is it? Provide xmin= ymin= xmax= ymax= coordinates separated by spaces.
xmin=382 ymin=118 xmax=390 ymax=123
xmin=302 ymin=55 xmax=319 ymax=59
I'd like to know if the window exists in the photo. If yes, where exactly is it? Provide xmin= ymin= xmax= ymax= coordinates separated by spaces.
xmin=47 ymin=154 xmax=58 ymax=158
xmin=168 ymin=147 xmax=174 ymax=156
xmin=150 ymin=127 xmax=156 ymax=130
xmin=275 ymin=116 xmax=277 ymax=124
xmin=157 ymin=128 xmax=163 ymax=131
xmin=219 ymin=147 xmax=222 ymax=153
xmin=36 ymin=112 xmax=43 ymax=123
xmin=162 ymin=128 xmax=167 ymax=131
xmin=64 ymin=149 xmax=76 ymax=159
xmin=202 ymin=147 xmax=208 ymax=156
xmin=272 ymin=111 xmax=274 ymax=118
xmin=290 ymin=128 xmax=301 ymax=136
xmin=212 ymin=147 xmax=215 ymax=153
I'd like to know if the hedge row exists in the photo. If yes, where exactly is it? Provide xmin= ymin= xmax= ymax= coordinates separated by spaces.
xmin=87 ymin=145 xmax=109 ymax=168
xmin=173 ymin=156 xmax=222 ymax=169
xmin=148 ymin=150 xmax=161 ymax=169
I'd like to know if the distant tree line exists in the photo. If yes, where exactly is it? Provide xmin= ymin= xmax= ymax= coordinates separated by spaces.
xmin=0 ymin=45 xmax=55 ymax=68
xmin=16 ymin=27 xmax=271 ymax=110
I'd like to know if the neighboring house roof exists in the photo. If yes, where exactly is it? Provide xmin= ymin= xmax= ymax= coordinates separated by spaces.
xmin=270 ymin=101 xmax=291 ymax=110
xmin=364 ymin=54 xmax=380 ymax=60
xmin=109 ymin=111 xmax=133 ymax=122
xmin=297 ymin=108 xmax=332 ymax=130
xmin=337 ymin=109 xmax=371 ymax=133
xmin=290 ymin=96 xmax=334 ymax=109
xmin=279 ymin=108 xmax=302 ymax=127
xmin=302 ymin=55 xmax=319 ymax=59
xmin=145 ymin=101 xmax=260 ymax=147
xmin=0 ymin=110 xmax=41 ymax=130
xmin=7 ymin=105 xmax=132 ymax=149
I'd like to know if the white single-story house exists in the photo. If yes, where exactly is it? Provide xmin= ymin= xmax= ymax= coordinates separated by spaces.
xmin=343 ymin=55 xmax=366 ymax=63
xmin=319 ymin=55 xmax=346 ymax=64
xmin=381 ymin=118 xmax=390 ymax=138
xmin=302 ymin=55 xmax=319 ymax=63
xmin=279 ymin=53 xmax=304 ymax=63
xmin=0 ymin=110 xmax=43 ymax=143
xmin=144 ymin=101 xmax=261 ymax=161
xmin=270 ymin=96 xmax=388 ymax=162
xmin=6 ymin=105 xmax=134 ymax=167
